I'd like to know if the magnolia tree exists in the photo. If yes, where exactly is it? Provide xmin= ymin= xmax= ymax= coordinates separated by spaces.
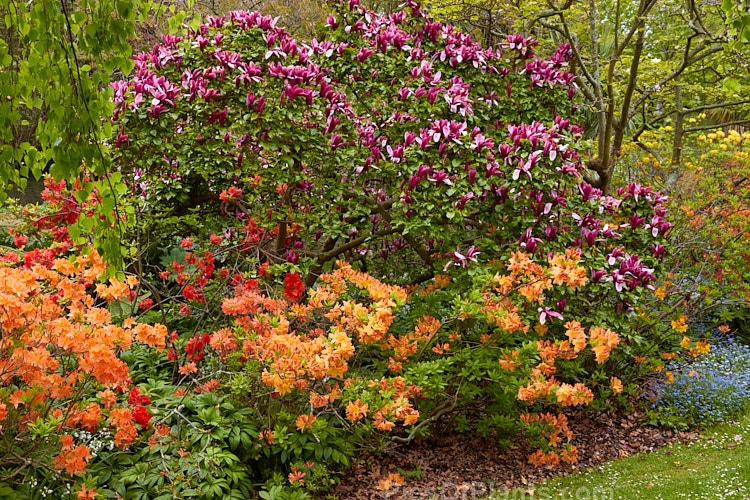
xmin=105 ymin=0 xmax=676 ymax=468
xmin=111 ymin=0 xmax=589 ymax=282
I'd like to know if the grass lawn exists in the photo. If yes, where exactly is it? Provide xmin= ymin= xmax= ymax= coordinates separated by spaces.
xmin=485 ymin=413 xmax=750 ymax=499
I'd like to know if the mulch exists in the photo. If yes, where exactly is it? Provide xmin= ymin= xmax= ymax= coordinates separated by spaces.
xmin=333 ymin=404 xmax=699 ymax=499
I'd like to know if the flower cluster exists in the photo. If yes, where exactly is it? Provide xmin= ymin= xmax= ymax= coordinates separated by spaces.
xmin=212 ymin=261 xmax=421 ymax=433
xmin=0 ymin=249 xmax=168 ymax=477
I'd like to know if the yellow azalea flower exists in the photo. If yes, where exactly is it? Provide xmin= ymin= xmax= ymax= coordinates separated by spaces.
xmin=671 ymin=319 xmax=688 ymax=333
xmin=665 ymin=372 xmax=675 ymax=384
xmin=610 ymin=377 xmax=623 ymax=394
xmin=654 ymin=287 xmax=667 ymax=300
xmin=680 ymin=336 xmax=691 ymax=349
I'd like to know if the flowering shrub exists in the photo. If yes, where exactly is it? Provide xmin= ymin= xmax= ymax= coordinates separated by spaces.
xmin=195 ymin=247 xmax=668 ymax=467
xmin=99 ymin=0 xmax=683 ymax=474
xmin=617 ymin=124 xmax=750 ymax=333
xmin=0 ymin=248 xmax=167 ymax=487
xmin=647 ymin=336 xmax=750 ymax=426
xmin=0 ymin=2 xmax=697 ymax=493
xmin=109 ymin=0 xmax=589 ymax=288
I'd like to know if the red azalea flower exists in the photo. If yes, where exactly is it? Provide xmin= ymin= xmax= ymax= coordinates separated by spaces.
xmin=284 ymin=272 xmax=305 ymax=302
xmin=13 ymin=234 xmax=29 ymax=249
xmin=210 ymin=233 xmax=223 ymax=245
xmin=132 ymin=405 xmax=152 ymax=427
xmin=128 ymin=387 xmax=151 ymax=406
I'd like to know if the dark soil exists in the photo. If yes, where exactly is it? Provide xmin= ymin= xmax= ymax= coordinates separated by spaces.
xmin=334 ymin=405 xmax=699 ymax=499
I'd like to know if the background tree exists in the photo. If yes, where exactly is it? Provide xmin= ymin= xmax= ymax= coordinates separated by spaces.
xmin=0 ymin=0 xmax=175 ymax=268
xmin=424 ymin=0 xmax=749 ymax=193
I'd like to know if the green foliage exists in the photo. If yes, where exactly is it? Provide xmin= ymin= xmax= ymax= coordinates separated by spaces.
xmin=0 ymin=0 xmax=173 ymax=270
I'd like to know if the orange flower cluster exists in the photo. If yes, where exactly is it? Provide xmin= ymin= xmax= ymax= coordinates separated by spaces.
xmin=386 ymin=315 xmax=441 ymax=369
xmin=482 ymin=251 xmax=589 ymax=336
xmin=53 ymin=434 xmax=92 ymax=475
xmin=563 ymin=321 xmax=620 ymax=363
xmin=315 ymin=262 xmax=407 ymax=345
xmin=521 ymin=413 xmax=577 ymax=466
xmin=365 ymin=376 xmax=422 ymax=430
xmin=0 ymin=250 xmax=169 ymax=475
xmin=516 ymin=336 xmax=599 ymax=408
xmin=589 ymin=327 xmax=620 ymax=363
xmin=0 ymin=254 xmax=167 ymax=395
xmin=214 ymin=263 xmax=428 ymax=433
xmin=109 ymin=408 xmax=138 ymax=449
xmin=547 ymin=249 xmax=588 ymax=289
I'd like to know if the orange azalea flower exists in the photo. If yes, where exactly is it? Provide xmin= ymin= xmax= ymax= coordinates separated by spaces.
xmin=76 ymin=485 xmax=99 ymax=500
xmin=288 ymin=470 xmax=305 ymax=485
xmin=178 ymin=362 xmax=198 ymax=375
xmin=560 ymin=446 xmax=578 ymax=464
xmin=499 ymin=351 xmax=519 ymax=371
xmin=345 ymin=399 xmax=369 ymax=422
xmin=97 ymin=389 xmax=117 ymax=410
xmin=295 ymin=414 xmax=316 ymax=432
xmin=53 ymin=443 xmax=92 ymax=475
xmin=564 ymin=321 xmax=586 ymax=353
xmin=374 ymin=414 xmax=396 ymax=431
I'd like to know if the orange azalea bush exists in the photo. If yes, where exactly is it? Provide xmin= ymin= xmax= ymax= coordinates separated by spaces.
xmin=197 ymin=253 xmax=635 ymax=466
xmin=214 ymin=262 xmax=424 ymax=435
xmin=0 ymin=249 xmax=167 ymax=480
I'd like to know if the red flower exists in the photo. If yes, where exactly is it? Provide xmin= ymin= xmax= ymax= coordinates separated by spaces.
xmin=185 ymin=333 xmax=211 ymax=362
xmin=284 ymin=272 xmax=305 ymax=302
xmin=139 ymin=298 xmax=154 ymax=310
xmin=219 ymin=186 xmax=243 ymax=202
xmin=180 ymin=238 xmax=193 ymax=249
xmin=128 ymin=387 xmax=151 ymax=406
xmin=132 ymin=406 xmax=152 ymax=427
xmin=258 ymin=262 xmax=271 ymax=277
xmin=13 ymin=234 xmax=29 ymax=249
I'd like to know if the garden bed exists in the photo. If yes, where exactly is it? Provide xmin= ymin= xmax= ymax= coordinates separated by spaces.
xmin=336 ymin=404 xmax=699 ymax=498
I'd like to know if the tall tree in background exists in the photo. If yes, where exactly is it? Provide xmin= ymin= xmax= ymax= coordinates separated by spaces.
xmin=0 ymin=0 xmax=161 ymax=265
xmin=424 ymin=0 xmax=750 ymax=193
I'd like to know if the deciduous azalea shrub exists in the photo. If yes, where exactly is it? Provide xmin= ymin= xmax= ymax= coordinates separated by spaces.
xmin=101 ymin=0 xmax=684 ymax=475
xmin=0 ymin=248 xmax=167 ymax=494
xmin=617 ymin=125 xmax=750 ymax=336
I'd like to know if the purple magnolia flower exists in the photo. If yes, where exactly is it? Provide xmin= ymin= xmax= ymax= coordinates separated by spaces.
xmin=444 ymin=245 xmax=481 ymax=271
xmin=538 ymin=307 xmax=563 ymax=325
